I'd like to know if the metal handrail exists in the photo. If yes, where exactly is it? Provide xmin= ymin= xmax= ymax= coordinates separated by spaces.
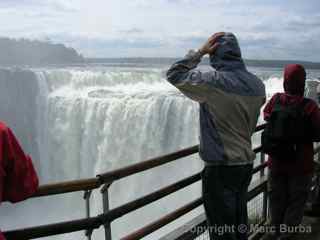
xmin=32 ymin=123 xmax=267 ymax=198
xmin=4 ymin=214 xmax=103 ymax=239
xmin=32 ymin=146 xmax=199 ymax=198
xmin=121 ymin=176 xmax=269 ymax=240
xmin=33 ymin=177 xmax=100 ymax=198
xmin=121 ymin=198 xmax=203 ymax=240
xmin=4 ymin=123 xmax=268 ymax=239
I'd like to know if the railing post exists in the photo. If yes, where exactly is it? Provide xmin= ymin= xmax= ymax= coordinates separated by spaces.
xmin=260 ymin=152 xmax=268 ymax=222
xmin=84 ymin=190 xmax=93 ymax=240
xmin=318 ymin=143 xmax=320 ymax=163
xmin=314 ymin=144 xmax=320 ymax=207
xmin=101 ymin=183 xmax=112 ymax=240
xmin=260 ymin=152 xmax=265 ymax=178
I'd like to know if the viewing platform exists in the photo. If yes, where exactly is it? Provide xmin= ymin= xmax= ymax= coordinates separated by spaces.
xmin=299 ymin=216 xmax=320 ymax=240
xmin=3 ymin=123 xmax=320 ymax=240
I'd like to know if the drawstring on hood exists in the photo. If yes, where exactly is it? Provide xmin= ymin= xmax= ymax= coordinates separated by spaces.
xmin=209 ymin=32 xmax=245 ymax=70
xmin=283 ymin=64 xmax=306 ymax=96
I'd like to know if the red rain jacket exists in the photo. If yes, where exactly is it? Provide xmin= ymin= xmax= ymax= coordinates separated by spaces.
xmin=0 ymin=122 xmax=39 ymax=240
xmin=263 ymin=64 xmax=320 ymax=176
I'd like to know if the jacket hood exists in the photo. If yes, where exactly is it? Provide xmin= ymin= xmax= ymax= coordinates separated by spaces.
xmin=283 ymin=64 xmax=306 ymax=96
xmin=209 ymin=32 xmax=245 ymax=70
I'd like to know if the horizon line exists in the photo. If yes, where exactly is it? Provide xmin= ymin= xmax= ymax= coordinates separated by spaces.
xmin=84 ymin=57 xmax=320 ymax=64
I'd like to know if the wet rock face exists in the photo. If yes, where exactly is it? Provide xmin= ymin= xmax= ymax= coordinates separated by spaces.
xmin=0 ymin=68 xmax=40 ymax=168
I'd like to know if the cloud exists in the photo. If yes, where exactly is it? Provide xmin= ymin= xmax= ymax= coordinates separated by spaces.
xmin=119 ymin=28 xmax=144 ymax=35
xmin=0 ymin=0 xmax=318 ymax=61
xmin=284 ymin=16 xmax=320 ymax=32
xmin=0 ymin=0 xmax=76 ymax=12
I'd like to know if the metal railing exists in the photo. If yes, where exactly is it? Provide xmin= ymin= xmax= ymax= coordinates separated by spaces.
xmin=2 ymin=123 xmax=275 ymax=240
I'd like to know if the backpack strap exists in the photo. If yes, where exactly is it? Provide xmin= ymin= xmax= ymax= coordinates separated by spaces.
xmin=299 ymin=98 xmax=310 ymax=118
xmin=271 ymin=94 xmax=282 ymax=112
xmin=274 ymin=94 xmax=281 ymax=105
xmin=294 ymin=97 xmax=309 ymax=111
xmin=301 ymin=98 xmax=309 ymax=108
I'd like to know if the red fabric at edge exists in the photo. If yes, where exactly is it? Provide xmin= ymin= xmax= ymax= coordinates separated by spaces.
xmin=0 ymin=121 xmax=39 ymax=239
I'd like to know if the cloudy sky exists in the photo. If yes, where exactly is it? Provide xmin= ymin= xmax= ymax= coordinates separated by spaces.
xmin=0 ymin=0 xmax=319 ymax=61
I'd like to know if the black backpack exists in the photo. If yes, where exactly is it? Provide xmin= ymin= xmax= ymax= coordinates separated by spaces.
xmin=261 ymin=94 xmax=312 ymax=161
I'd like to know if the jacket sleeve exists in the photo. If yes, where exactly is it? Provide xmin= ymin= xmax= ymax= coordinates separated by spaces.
xmin=166 ymin=50 xmax=218 ymax=103
xmin=2 ymin=127 xmax=39 ymax=203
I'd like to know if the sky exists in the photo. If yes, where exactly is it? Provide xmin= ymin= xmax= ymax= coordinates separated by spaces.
xmin=0 ymin=0 xmax=319 ymax=61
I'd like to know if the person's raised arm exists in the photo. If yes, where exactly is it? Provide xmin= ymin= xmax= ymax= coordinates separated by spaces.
xmin=166 ymin=32 xmax=224 ymax=102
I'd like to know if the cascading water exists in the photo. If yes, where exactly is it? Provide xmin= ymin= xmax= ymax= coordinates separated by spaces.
xmin=0 ymin=67 xmax=203 ymax=239
xmin=0 ymin=65 xmax=319 ymax=239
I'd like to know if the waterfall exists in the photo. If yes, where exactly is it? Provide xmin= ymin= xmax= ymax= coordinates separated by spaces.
xmin=0 ymin=66 xmax=318 ymax=239
xmin=0 ymin=67 xmax=203 ymax=239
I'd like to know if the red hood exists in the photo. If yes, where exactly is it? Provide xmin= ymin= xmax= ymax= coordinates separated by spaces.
xmin=283 ymin=64 xmax=306 ymax=96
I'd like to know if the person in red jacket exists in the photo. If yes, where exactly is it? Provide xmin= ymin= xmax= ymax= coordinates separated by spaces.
xmin=262 ymin=64 xmax=320 ymax=240
xmin=0 ymin=121 xmax=39 ymax=240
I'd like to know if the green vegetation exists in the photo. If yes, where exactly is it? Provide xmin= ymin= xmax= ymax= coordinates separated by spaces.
xmin=0 ymin=37 xmax=84 ymax=65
